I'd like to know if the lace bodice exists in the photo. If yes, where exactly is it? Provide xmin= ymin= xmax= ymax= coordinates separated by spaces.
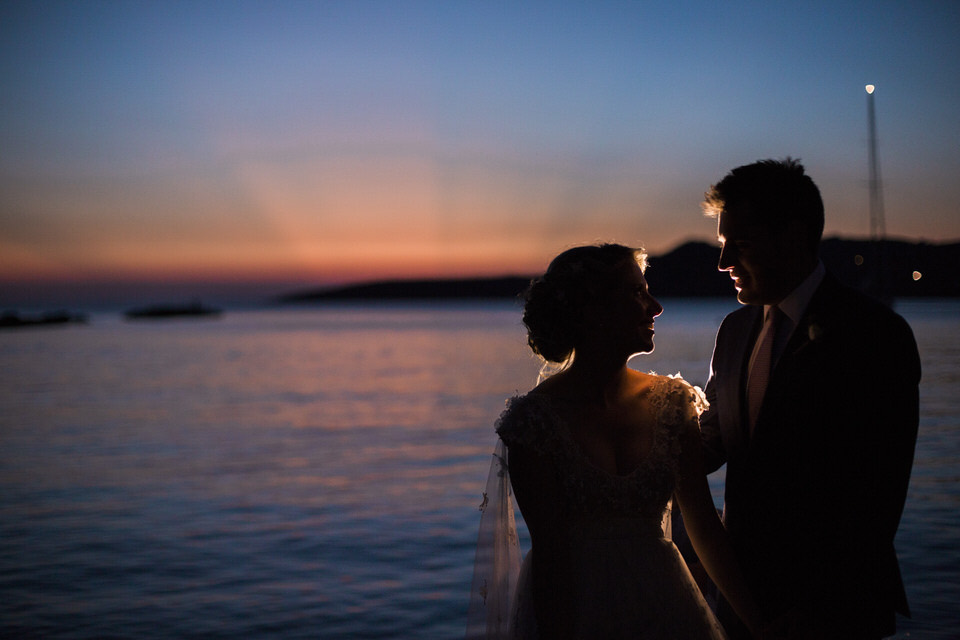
xmin=495 ymin=374 xmax=706 ymax=523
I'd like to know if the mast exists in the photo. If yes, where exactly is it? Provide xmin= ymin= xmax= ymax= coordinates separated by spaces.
xmin=866 ymin=84 xmax=886 ymax=242
xmin=865 ymin=84 xmax=888 ymax=300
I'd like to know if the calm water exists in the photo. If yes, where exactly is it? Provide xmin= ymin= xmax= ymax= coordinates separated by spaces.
xmin=1 ymin=299 xmax=957 ymax=638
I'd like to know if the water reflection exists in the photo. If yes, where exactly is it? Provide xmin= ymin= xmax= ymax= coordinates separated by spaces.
xmin=0 ymin=302 xmax=957 ymax=638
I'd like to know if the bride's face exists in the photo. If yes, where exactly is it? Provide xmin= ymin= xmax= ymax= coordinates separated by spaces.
xmin=589 ymin=261 xmax=663 ymax=355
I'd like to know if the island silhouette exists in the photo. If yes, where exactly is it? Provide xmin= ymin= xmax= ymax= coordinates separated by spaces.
xmin=278 ymin=238 xmax=960 ymax=303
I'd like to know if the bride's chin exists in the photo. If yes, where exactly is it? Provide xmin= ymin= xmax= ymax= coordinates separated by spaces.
xmin=628 ymin=343 xmax=654 ymax=359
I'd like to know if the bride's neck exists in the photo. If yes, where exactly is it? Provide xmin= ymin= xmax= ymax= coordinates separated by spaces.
xmin=563 ymin=351 xmax=633 ymax=402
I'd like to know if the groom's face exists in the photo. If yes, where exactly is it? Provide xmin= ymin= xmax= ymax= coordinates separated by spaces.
xmin=717 ymin=203 xmax=808 ymax=305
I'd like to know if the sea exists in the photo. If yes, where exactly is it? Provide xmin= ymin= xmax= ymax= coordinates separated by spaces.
xmin=1 ymin=299 xmax=957 ymax=639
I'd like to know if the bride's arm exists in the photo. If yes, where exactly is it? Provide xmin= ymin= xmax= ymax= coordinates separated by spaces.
xmin=507 ymin=444 xmax=561 ymax=540
xmin=674 ymin=417 xmax=765 ymax=639
xmin=506 ymin=443 xmax=571 ymax=638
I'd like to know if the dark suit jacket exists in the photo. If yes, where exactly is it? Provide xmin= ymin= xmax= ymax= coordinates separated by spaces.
xmin=700 ymin=273 xmax=920 ymax=637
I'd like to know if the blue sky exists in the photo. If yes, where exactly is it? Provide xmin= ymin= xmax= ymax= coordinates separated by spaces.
xmin=2 ymin=0 xmax=958 ymax=304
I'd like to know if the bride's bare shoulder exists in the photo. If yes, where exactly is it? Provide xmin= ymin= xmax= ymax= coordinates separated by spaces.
xmin=528 ymin=370 xmax=573 ymax=400
xmin=623 ymin=369 xmax=661 ymax=398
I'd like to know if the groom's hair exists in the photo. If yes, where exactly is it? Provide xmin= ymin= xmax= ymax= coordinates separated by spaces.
xmin=702 ymin=157 xmax=824 ymax=250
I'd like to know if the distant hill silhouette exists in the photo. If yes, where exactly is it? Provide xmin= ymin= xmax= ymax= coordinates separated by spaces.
xmin=819 ymin=237 xmax=960 ymax=298
xmin=278 ymin=276 xmax=533 ymax=303
xmin=646 ymin=238 xmax=960 ymax=298
xmin=277 ymin=238 xmax=960 ymax=303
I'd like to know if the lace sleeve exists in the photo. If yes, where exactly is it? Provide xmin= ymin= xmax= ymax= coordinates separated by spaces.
xmin=665 ymin=373 xmax=709 ymax=423
xmin=493 ymin=397 xmax=529 ymax=447
xmin=645 ymin=373 xmax=709 ymax=465
xmin=495 ymin=394 xmax=562 ymax=456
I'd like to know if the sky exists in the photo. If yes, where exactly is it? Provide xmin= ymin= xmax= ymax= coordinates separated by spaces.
xmin=2 ymin=0 xmax=959 ymax=306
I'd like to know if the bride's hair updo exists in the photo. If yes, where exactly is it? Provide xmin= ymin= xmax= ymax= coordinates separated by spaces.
xmin=523 ymin=243 xmax=647 ymax=363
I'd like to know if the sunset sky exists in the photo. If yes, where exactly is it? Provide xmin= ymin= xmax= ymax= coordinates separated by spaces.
xmin=2 ymin=1 xmax=959 ymax=306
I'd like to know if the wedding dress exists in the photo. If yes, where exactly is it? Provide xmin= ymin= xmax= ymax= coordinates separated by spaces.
xmin=466 ymin=374 xmax=727 ymax=640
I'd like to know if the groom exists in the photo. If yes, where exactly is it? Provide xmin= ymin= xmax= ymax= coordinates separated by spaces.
xmin=698 ymin=158 xmax=920 ymax=639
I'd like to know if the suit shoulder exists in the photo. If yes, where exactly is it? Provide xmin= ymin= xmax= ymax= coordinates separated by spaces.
xmin=716 ymin=304 xmax=756 ymax=335
xmin=719 ymin=304 xmax=755 ymax=325
xmin=816 ymin=279 xmax=920 ymax=375
xmin=828 ymin=281 xmax=914 ymax=335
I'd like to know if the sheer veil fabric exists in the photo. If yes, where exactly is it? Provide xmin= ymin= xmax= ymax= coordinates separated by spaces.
xmin=465 ymin=439 xmax=522 ymax=639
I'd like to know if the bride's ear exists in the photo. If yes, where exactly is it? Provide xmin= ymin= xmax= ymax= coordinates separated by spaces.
xmin=570 ymin=302 xmax=602 ymax=341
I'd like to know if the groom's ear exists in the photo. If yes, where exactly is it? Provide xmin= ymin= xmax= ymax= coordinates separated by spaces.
xmin=777 ymin=219 xmax=816 ymax=254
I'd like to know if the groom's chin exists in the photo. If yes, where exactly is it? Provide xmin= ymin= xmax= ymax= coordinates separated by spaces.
xmin=735 ymin=288 xmax=759 ymax=305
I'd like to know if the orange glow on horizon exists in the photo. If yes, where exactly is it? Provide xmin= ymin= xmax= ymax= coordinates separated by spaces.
xmin=0 ymin=239 xmax=554 ymax=287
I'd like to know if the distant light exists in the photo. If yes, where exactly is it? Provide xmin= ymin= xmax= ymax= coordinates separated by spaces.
xmin=854 ymin=254 xmax=864 ymax=266
xmin=866 ymin=84 xmax=875 ymax=94
xmin=912 ymin=271 xmax=922 ymax=281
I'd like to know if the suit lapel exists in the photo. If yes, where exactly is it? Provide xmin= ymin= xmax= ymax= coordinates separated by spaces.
xmin=753 ymin=277 xmax=838 ymax=437
xmin=726 ymin=306 xmax=763 ymax=449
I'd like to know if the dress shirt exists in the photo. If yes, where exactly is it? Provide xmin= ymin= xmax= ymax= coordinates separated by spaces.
xmin=763 ymin=260 xmax=826 ymax=363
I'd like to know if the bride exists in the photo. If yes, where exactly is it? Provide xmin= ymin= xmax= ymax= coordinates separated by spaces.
xmin=467 ymin=244 xmax=764 ymax=639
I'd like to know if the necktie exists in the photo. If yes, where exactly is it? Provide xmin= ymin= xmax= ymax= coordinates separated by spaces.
xmin=747 ymin=305 xmax=781 ymax=431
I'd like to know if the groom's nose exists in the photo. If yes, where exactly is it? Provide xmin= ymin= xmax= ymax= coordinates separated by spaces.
xmin=718 ymin=242 xmax=737 ymax=271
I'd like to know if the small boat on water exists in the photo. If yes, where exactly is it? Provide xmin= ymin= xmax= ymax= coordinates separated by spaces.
xmin=0 ymin=310 xmax=89 ymax=329
xmin=124 ymin=301 xmax=222 ymax=320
